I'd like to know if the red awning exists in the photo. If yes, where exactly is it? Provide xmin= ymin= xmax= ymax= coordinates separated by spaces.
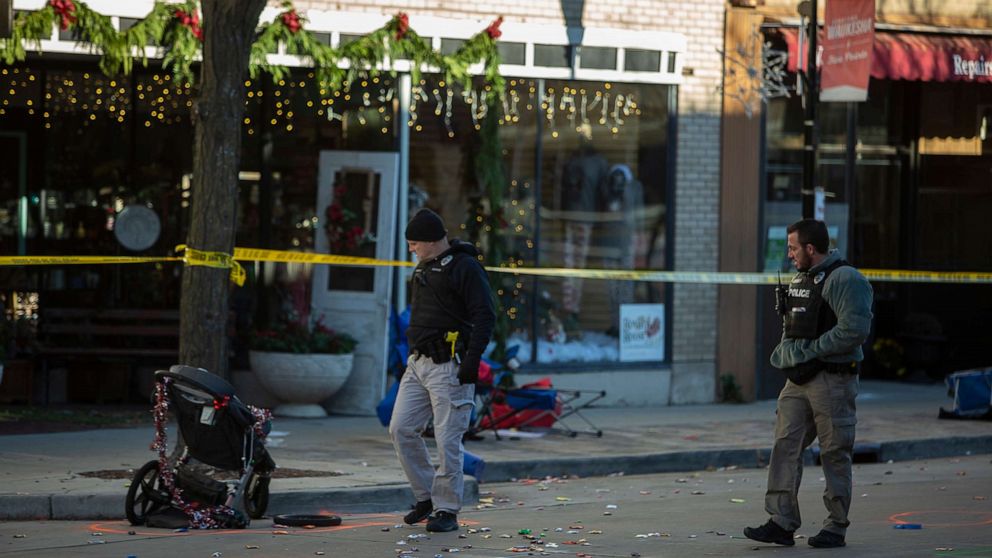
xmin=777 ymin=28 xmax=992 ymax=83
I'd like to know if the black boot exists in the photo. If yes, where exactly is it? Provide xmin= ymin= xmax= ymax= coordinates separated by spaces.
xmin=425 ymin=511 xmax=459 ymax=532
xmin=808 ymin=529 xmax=846 ymax=548
xmin=403 ymin=500 xmax=432 ymax=524
xmin=743 ymin=519 xmax=795 ymax=546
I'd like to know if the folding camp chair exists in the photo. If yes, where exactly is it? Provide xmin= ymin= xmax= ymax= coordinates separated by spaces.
xmin=471 ymin=376 xmax=606 ymax=439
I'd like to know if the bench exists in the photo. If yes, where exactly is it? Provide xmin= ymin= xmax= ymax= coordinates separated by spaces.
xmin=38 ymin=308 xmax=180 ymax=403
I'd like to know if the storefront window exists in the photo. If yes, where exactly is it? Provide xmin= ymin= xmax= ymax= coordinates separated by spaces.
xmin=410 ymin=76 xmax=672 ymax=365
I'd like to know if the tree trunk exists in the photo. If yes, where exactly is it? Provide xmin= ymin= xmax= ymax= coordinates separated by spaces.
xmin=179 ymin=0 xmax=266 ymax=377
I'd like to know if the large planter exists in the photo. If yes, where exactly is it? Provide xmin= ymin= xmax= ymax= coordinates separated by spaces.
xmin=249 ymin=351 xmax=354 ymax=418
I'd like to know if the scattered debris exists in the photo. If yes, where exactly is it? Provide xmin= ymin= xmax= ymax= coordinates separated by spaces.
xmin=730 ymin=498 xmax=746 ymax=503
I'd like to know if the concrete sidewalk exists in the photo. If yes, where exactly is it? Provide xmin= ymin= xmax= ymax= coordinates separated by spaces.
xmin=1 ymin=380 xmax=989 ymax=520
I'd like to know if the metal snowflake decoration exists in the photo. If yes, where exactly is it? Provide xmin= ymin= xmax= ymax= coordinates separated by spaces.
xmin=719 ymin=24 xmax=792 ymax=118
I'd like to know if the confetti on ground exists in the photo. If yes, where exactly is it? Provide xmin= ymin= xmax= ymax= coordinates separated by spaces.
xmin=730 ymin=498 xmax=746 ymax=503
xmin=556 ymin=497 xmax=571 ymax=501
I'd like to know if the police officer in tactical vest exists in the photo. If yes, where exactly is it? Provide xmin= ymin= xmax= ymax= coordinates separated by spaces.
xmin=389 ymin=208 xmax=495 ymax=533
xmin=745 ymin=219 xmax=873 ymax=549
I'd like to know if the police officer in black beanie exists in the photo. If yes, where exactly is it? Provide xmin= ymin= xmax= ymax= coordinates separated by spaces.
xmin=388 ymin=208 xmax=494 ymax=533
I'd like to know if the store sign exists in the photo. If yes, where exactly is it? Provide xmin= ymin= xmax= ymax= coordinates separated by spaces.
xmin=619 ymin=304 xmax=665 ymax=362
xmin=952 ymin=54 xmax=992 ymax=81
xmin=820 ymin=0 xmax=875 ymax=102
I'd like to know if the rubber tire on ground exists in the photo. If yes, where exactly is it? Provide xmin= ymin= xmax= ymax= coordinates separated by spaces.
xmin=243 ymin=472 xmax=270 ymax=519
xmin=273 ymin=514 xmax=342 ymax=527
xmin=125 ymin=460 xmax=170 ymax=526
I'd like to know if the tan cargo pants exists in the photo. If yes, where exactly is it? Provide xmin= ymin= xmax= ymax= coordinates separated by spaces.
xmin=765 ymin=369 xmax=859 ymax=536
xmin=389 ymin=353 xmax=475 ymax=514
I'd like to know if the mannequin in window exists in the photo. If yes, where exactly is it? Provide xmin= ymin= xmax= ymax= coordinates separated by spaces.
xmin=601 ymin=163 xmax=646 ymax=335
xmin=560 ymin=123 xmax=609 ymax=335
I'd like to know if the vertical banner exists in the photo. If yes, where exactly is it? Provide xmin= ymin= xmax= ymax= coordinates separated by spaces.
xmin=821 ymin=0 xmax=875 ymax=102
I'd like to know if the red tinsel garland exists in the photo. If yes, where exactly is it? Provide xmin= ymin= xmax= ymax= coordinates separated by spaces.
xmin=49 ymin=0 xmax=77 ymax=30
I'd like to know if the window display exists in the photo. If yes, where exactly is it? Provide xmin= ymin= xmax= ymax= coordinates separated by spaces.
xmin=409 ymin=77 xmax=672 ymax=364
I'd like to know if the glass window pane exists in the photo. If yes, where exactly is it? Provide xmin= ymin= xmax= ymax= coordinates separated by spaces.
xmin=533 ymin=80 xmax=670 ymax=364
xmin=534 ymin=44 xmax=570 ymax=68
xmin=440 ymin=38 xmax=465 ymax=56
xmin=326 ymin=170 xmax=380 ymax=292
xmin=579 ymin=46 xmax=617 ymax=70
xmin=625 ymin=49 xmax=661 ymax=72
xmin=497 ymin=42 xmax=526 ymax=65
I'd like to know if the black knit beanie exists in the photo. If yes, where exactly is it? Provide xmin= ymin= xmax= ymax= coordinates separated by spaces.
xmin=405 ymin=208 xmax=447 ymax=242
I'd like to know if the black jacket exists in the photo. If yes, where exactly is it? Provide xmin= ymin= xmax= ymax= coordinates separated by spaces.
xmin=407 ymin=240 xmax=495 ymax=377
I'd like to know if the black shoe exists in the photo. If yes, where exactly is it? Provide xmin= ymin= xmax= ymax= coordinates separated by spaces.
xmin=425 ymin=511 xmax=459 ymax=532
xmin=403 ymin=500 xmax=433 ymax=524
xmin=808 ymin=530 xmax=846 ymax=548
xmin=743 ymin=519 xmax=795 ymax=546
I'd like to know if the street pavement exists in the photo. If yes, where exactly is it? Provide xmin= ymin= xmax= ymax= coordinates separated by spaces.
xmin=0 ymin=379 xmax=990 ymax=523
xmin=1 ymin=454 xmax=990 ymax=557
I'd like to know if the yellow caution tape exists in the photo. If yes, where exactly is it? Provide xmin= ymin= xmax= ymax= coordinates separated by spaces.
xmin=232 ymin=247 xmax=413 ymax=268
xmin=176 ymin=245 xmax=246 ymax=286
xmin=3 ymin=247 xmax=992 ymax=285
xmin=0 ymin=255 xmax=179 ymax=265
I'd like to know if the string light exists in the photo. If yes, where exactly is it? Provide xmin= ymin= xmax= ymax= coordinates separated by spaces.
xmin=1 ymin=67 xmax=641 ymax=139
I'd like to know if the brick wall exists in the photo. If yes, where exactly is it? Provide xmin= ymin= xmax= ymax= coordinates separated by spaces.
xmin=289 ymin=0 xmax=726 ymax=403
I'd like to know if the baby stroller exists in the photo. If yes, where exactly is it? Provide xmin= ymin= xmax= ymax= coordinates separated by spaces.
xmin=125 ymin=365 xmax=276 ymax=529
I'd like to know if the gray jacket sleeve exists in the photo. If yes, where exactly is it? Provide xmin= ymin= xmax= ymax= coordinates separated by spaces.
xmin=770 ymin=267 xmax=873 ymax=368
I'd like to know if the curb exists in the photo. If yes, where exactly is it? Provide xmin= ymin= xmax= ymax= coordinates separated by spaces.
xmin=2 ymin=435 xmax=989 ymax=521
xmin=0 ymin=481 xmax=480 ymax=522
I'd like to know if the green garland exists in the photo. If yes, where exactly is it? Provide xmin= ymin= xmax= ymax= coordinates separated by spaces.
xmin=0 ymin=0 xmax=504 ymax=96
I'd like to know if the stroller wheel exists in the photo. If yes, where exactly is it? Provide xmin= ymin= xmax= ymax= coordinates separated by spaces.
xmin=273 ymin=513 xmax=341 ymax=527
xmin=125 ymin=460 xmax=170 ymax=526
xmin=244 ymin=471 xmax=271 ymax=519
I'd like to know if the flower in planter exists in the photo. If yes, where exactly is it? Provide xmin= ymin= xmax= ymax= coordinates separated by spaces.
xmin=251 ymin=320 xmax=357 ymax=355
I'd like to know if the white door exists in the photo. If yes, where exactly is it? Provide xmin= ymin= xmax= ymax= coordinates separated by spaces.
xmin=312 ymin=151 xmax=399 ymax=415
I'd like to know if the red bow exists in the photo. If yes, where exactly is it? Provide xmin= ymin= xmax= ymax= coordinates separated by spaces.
xmin=49 ymin=0 xmax=77 ymax=30
xmin=485 ymin=16 xmax=503 ymax=40
xmin=395 ymin=12 xmax=409 ymax=40
xmin=280 ymin=10 xmax=302 ymax=34
xmin=212 ymin=395 xmax=230 ymax=410
xmin=174 ymin=8 xmax=204 ymax=42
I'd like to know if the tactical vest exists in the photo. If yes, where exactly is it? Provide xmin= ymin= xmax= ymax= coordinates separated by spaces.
xmin=408 ymin=252 xmax=473 ymax=338
xmin=783 ymin=259 xmax=850 ymax=340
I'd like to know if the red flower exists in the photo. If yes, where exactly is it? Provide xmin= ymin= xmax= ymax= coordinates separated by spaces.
xmin=485 ymin=16 xmax=504 ymax=40
xmin=280 ymin=9 xmax=302 ymax=34
xmin=394 ymin=12 xmax=409 ymax=40
xmin=49 ymin=0 xmax=77 ymax=30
